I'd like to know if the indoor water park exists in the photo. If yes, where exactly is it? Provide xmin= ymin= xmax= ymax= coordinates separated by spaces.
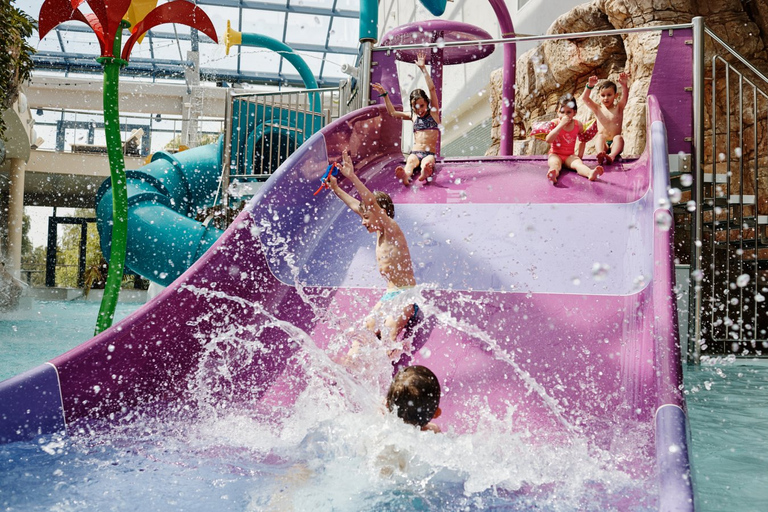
xmin=1 ymin=0 xmax=768 ymax=510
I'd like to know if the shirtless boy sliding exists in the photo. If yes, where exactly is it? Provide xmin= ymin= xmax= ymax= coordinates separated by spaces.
xmin=581 ymin=72 xmax=629 ymax=165
xmin=327 ymin=150 xmax=418 ymax=355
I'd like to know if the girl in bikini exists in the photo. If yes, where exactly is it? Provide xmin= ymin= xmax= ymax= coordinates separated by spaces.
xmin=372 ymin=52 xmax=440 ymax=186
xmin=544 ymin=94 xmax=604 ymax=185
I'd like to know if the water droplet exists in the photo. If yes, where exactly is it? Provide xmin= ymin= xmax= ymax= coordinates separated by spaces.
xmin=686 ymin=200 xmax=696 ymax=212
xmin=735 ymin=147 xmax=743 ymax=158
xmin=572 ymin=277 xmax=581 ymax=286
xmin=633 ymin=274 xmax=647 ymax=290
xmin=680 ymin=173 xmax=693 ymax=187
xmin=658 ymin=197 xmax=670 ymax=209
xmin=591 ymin=262 xmax=610 ymax=281
xmin=692 ymin=269 xmax=704 ymax=282
xmin=736 ymin=274 xmax=751 ymax=287
xmin=436 ymin=37 xmax=445 ymax=49
xmin=668 ymin=188 xmax=682 ymax=203
xmin=755 ymin=293 xmax=765 ymax=303
xmin=508 ymin=232 xmax=515 ymax=238
xmin=655 ymin=211 xmax=672 ymax=231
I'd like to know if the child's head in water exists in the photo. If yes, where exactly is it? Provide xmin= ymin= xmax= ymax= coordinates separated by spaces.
xmin=386 ymin=365 xmax=441 ymax=432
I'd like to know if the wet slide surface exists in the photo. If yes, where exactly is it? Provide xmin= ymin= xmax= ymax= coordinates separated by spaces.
xmin=0 ymin=28 xmax=694 ymax=510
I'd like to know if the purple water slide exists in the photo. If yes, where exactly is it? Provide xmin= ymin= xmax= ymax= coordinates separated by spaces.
xmin=0 ymin=29 xmax=693 ymax=510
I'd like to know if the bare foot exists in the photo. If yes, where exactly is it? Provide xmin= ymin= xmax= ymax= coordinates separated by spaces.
xmin=603 ymin=154 xmax=613 ymax=165
xmin=418 ymin=161 xmax=434 ymax=182
xmin=547 ymin=169 xmax=559 ymax=184
xmin=395 ymin=166 xmax=411 ymax=186
xmin=589 ymin=165 xmax=604 ymax=181
xmin=597 ymin=152 xmax=606 ymax=165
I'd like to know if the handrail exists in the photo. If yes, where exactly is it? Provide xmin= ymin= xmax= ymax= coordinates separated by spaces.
xmin=373 ymin=22 xmax=695 ymax=53
xmin=704 ymin=26 xmax=768 ymax=86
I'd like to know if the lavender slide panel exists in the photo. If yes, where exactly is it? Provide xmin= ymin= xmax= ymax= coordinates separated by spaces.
xmin=261 ymin=197 xmax=654 ymax=296
xmin=648 ymin=29 xmax=693 ymax=155
xmin=655 ymin=405 xmax=694 ymax=512
xmin=0 ymin=364 xmax=65 ymax=443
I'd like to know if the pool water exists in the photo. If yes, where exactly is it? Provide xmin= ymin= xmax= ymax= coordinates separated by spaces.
xmin=1 ymin=300 xmax=767 ymax=511
xmin=0 ymin=300 xmax=141 ymax=382
xmin=684 ymin=358 xmax=768 ymax=512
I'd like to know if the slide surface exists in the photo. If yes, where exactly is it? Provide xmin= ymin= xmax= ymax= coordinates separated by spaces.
xmin=0 ymin=30 xmax=694 ymax=510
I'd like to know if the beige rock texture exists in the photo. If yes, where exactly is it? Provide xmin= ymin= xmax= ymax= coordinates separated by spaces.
xmin=488 ymin=0 xmax=768 ymax=163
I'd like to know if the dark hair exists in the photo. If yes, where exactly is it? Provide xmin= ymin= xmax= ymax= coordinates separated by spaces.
xmin=599 ymin=80 xmax=617 ymax=93
xmin=410 ymin=89 xmax=430 ymax=108
xmin=374 ymin=191 xmax=395 ymax=218
xmin=386 ymin=365 xmax=441 ymax=427
xmin=558 ymin=93 xmax=577 ymax=112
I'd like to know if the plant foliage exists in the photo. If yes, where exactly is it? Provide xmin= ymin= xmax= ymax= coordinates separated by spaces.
xmin=0 ymin=1 xmax=36 ymax=139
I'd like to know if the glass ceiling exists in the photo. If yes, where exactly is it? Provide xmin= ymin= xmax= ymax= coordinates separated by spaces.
xmin=19 ymin=0 xmax=361 ymax=87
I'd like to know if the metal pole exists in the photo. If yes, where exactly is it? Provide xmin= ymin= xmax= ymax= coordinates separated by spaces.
xmin=689 ymin=16 xmax=705 ymax=364
xmin=221 ymin=88 xmax=234 ymax=223
xmin=360 ymin=41 xmax=372 ymax=106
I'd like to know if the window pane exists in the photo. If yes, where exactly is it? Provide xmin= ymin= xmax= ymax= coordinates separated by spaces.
xmin=286 ymin=13 xmax=331 ymax=47
xmin=240 ymin=9 xmax=285 ymax=41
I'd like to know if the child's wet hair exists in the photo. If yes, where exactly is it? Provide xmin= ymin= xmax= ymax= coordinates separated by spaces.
xmin=558 ymin=93 xmax=577 ymax=112
xmin=386 ymin=365 xmax=441 ymax=427
xmin=410 ymin=89 xmax=430 ymax=108
xmin=599 ymin=80 xmax=618 ymax=93
xmin=374 ymin=191 xmax=395 ymax=218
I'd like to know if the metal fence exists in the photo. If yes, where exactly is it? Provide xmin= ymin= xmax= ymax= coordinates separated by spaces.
xmin=688 ymin=18 xmax=768 ymax=359
xmin=218 ymin=85 xmax=352 ymax=209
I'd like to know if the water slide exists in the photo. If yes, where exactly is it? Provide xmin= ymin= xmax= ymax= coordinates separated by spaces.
xmin=0 ymin=30 xmax=694 ymax=509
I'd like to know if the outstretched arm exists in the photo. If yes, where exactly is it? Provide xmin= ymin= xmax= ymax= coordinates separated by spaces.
xmin=417 ymin=52 xmax=440 ymax=121
xmin=372 ymin=83 xmax=411 ymax=120
xmin=327 ymin=150 xmax=377 ymax=216
xmin=580 ymin=75 xmax=599 ymax=113
xmin=617 ymin=71 xmax=630 ymax=111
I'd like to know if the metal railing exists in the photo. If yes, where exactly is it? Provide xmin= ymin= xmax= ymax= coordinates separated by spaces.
xmin=218 ymin=86 xmax=352 ymax=211
xmin=688 ymin=17 xmax=768 ymax=359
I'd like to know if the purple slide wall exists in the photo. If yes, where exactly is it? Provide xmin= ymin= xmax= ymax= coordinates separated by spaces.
xmin=0 ymin=29 xmax=694 ymax=509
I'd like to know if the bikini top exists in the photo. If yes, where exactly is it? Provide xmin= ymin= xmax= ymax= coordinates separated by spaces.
xmin=413 ymin=112 xmax=439 ymax=132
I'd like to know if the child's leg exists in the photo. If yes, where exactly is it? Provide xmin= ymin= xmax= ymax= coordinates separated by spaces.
xmin=608 ymin=135 xmax=624 ymax=162
xmin=396 ymin=153 xmax=421 ymax=186
xmin=565 ymin=155 xmax=603 ymax=181
xmin=418 ymin=154 xmax=436 ymax=182
xmin=547 ymin=154 xmax=564 ymax=184
xmin=594 ymin=133 xmax=608 ymax=164
xmin=384 ymin=304 xmax=415 ymax=359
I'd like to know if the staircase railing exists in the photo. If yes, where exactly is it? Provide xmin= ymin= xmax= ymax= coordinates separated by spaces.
xmin=689 ymin=17 xmax=768 ymax=360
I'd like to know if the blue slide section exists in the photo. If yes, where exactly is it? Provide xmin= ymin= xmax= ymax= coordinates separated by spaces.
xmin=95 ymin=137 xmax=226 ymax=287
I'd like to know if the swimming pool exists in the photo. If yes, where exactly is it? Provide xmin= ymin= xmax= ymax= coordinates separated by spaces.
xmin=1 ymin=300 xmax=766 ymax=511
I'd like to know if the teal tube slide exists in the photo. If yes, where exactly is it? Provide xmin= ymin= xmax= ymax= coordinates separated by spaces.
xmin=95 ymin=137 xmax=225 ymax=287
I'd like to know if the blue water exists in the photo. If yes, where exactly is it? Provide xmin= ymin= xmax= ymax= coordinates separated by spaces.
xmin=0 ymin=300 xmax=141 ymax=381
xmin=1 ymin=301 xmax=767 ymax=511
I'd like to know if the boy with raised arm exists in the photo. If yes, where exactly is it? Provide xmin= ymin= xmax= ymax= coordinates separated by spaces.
xmin=326 ymin=150 xmax=418 ymax=357
xmin=581 ymin=72 xmax=629 ymax=165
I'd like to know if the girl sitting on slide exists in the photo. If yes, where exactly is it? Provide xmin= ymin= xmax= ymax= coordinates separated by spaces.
xmin=541 ymin=93 xmax=603 ymax=185
xmin=372 ymin=52 xmax=440 ymax=186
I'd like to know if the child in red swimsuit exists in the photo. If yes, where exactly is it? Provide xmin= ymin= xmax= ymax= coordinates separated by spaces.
xmin=544 ymin=94 xmax=604 ymax=185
